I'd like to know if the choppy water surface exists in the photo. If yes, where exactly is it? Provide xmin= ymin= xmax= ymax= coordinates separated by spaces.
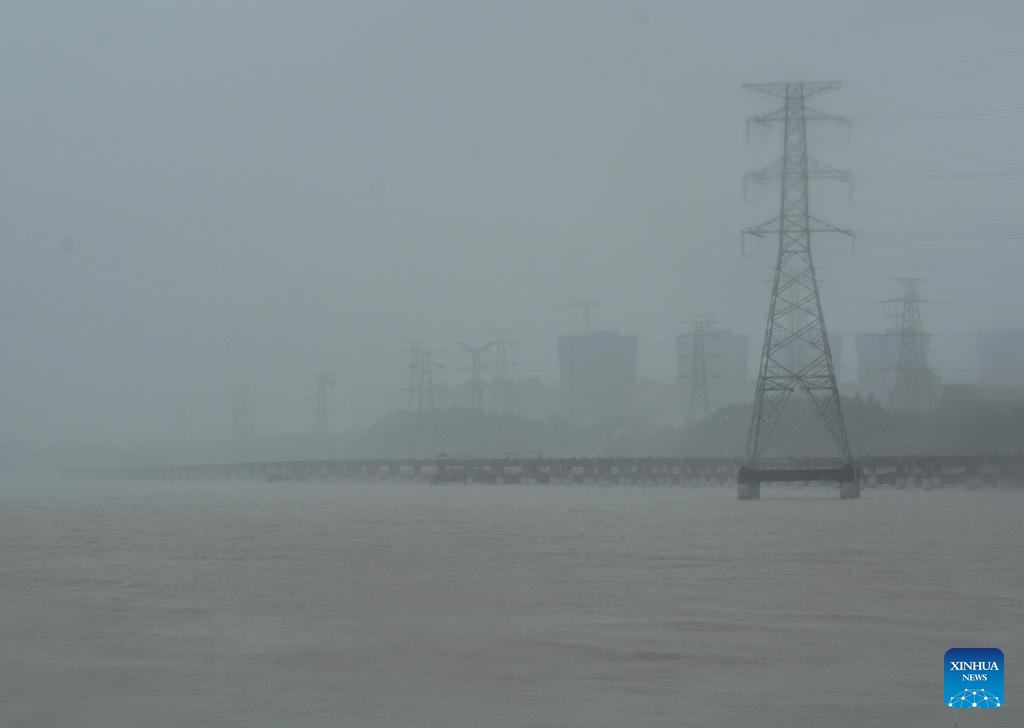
xmin=1 ymin=478 xmax=1021 ymax=727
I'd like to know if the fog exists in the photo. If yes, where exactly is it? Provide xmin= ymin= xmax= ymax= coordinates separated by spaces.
xmin=3 ymin=0 xmax=1024 ymax=451
xmin=5 ymin=7 xmax=1024 ymax=726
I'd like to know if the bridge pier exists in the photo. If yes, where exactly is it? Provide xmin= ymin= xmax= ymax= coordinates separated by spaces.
xmin=839 ymin=481 xmax=860 ymax=499
xmin=737 ymin=481 xmax=760 ymax=500
xmin=738 ymin=464 xmax=859 ymax=500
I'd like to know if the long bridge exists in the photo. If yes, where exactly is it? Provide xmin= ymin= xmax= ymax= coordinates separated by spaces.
xmin=76 ymin=454 xmax=1024 ymax=489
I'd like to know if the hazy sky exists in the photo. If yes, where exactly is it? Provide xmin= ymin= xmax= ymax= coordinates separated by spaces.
xmin=3 ymin=0 xmax=1024 ymax=447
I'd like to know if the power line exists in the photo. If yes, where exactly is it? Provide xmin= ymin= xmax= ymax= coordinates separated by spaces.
xmin=863 ymin=102 xmax=1024 ymax=124
xmin=947 ymin=47 xmax=1024 ymax=66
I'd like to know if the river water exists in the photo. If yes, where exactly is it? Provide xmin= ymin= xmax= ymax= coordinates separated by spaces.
xmin=1 ymin=478 xmax=1021 ymax=727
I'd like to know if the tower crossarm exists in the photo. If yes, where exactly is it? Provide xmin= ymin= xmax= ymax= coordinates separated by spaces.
xmin=742 ymin=81 xmax=843 ymax=99
xmin=744 ymin=214 xmax=852 ymax=239
xmin=749 ymin=105 xmax=848 ymax=129
xmin=746 ymin=156 xmax=852 ymax=187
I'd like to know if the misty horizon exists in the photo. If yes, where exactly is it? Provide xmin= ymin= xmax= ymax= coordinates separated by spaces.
xmin=3 ymin=1 xmax=1024 ymax=449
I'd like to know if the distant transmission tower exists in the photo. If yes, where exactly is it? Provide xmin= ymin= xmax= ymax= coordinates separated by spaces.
xmin=887 ymin=278 xmax=934 ymax=413
xmin=460 ymin=341 xmax=492 ymax=411
xmin=404 ymin=342 xmax=422 ymax=412
xmin=310 ymin=372 xmax=334 ymax=439
xmin=486 ymin=329 xmax=516 ymax=414
xmin=407 ymin=348 xmax=440 ymax=413
xmin=401 ymin=343 xmax=445 ymax=455
xmin=677 ymin=318 xmax=717 ymax=424
xmin=229 ymin=384 xmax=254 ymax=443
xmin=739 ymin=81 xmax=857 ymax=499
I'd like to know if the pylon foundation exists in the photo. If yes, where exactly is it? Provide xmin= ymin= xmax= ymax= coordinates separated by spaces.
xmin=839 ymin=482 xmax=861 ymax=499
xmin=737 ymin=481 xmax=761 ymax=500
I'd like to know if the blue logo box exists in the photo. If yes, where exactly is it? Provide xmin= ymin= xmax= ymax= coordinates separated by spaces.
xmin=945 ymin=648 xmax=1003 ymax=708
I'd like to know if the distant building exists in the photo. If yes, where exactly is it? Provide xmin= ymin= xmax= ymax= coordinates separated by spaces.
xmin=976 ymin=331 xmax=1024 ymax=390
xmin=558 ymin=330 xmax=639 ymax=425
xmin=855 ymin=333 xmax=899 ymax=406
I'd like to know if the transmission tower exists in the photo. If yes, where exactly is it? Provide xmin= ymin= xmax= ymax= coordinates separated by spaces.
xmin=677 ymin=318 xmax=717 ymax=424
xmin=887 ymin=278 xmax=935 ymax=413
xmin=460 ymin=341 xmax=492 ymax=411
xmin=400 ymin=343 xmax=440 ymax=455
xmin=486 ymin=329 xmax=516 ymax=414
xmin=402 ymin=343 xmax=444 ymax=412
xmin=229 ymin=384 xmax=254 ymax=443
xmin=413 ymin=349 xmax=442 ymax=413
xmin=739 ymin=81 xmax=857 ymax=499
xmin=404 ymin=342 xmax=422 ymax=411
xmin=310 ymin=372 xmax=334 ymax=439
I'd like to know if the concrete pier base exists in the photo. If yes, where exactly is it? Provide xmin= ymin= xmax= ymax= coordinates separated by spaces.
xmin=839 ymin=482 xmax=861 ymax=499
xmin=737 ymin=481 xmax=760 ymax=500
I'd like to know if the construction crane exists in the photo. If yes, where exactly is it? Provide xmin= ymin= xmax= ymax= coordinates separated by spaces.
xmin=560 ymin=300 xmax=598 ymax=333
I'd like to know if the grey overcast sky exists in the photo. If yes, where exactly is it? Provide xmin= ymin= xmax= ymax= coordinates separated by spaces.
xmin=2 ymin=0 xmax=1024 ymax=447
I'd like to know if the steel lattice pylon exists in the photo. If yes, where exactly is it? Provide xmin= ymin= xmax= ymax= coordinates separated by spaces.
xmin=742 ymin=82 xmax=853 ymax=466
xmin=888 ymin=278 xmax=934 ymax=413
xmin=460 ymin=341 xmax=493 ymax=412
xmin=677 ymin=318 xmax=717 ymax=425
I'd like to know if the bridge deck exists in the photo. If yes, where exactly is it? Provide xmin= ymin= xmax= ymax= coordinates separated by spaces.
xmin=71 ymin=455 xmax=1024 ymax=488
